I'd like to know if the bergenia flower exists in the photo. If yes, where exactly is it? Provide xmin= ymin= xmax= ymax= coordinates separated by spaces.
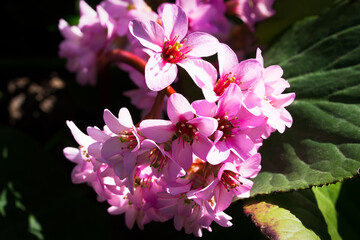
xmin=129 ymin=4 xmax=219 ymax=91
xmin=160 ymin=0 xmax=230 ymax=36
xmin=227 ymin=0 xmax=276 ymax=31
xmin=100 ymin=0 xmax=158 ymax=37
xmin=140 ymin=93 xmax=218 ymax=170
xmin=203 ymin=43 xmax=263 ymax=108
xmin=58 ymin=0 xmax=108 ymax=85
xmin=193 ymin=84 xmax=264 ymax=165
xmin=254 ymin=49 xmax=295 ymax=137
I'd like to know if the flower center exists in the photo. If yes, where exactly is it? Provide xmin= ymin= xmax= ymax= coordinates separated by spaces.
xmin=118 ymin=130 xmax=138 ymax=150
xmin=161 ymin=36 xmax=191 ymax=64
xmin=175 ymin=121 xmax=198 ymax=144
xmin=214 ymin=73 xmax=241 ymax=96
xmin=217 ymin=114 xmax=239 ymax=141
xmin=221 ymin=170 xmax=243 ymax=191
xmin=134 ymin=169 xmax=152 ymax=188
xmin=148 ymin=147 xmax=168 ymax=171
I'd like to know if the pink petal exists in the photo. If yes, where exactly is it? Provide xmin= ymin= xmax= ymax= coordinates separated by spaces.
xmin=162 ymin=4 xmax=188 ymax=40
xmin=191 ymin=100 xmax=217 ymax=117
xmin=192 ymin=134 xmax=213 ymax=160
xmin=172 ymin=140 xmax=193 ymax=170
xmin=129 ymin=20 xmax=164 ymax=52
xmin=87 ymin=142 xmax=102 ymax=159
xmin=187 ymin=117 xmax=218 ymax=137
xmin=58 ymin=19 xmax=82 ymax=39
xmin=228 ymin=134 xmax=256 ymax=160
xmin=125 ymin=207 xmax=137 ymax=229
xmin=124 ymin=152 xmax=137 ymax=176
xmin=184 ymin=32 xmax=219 ymax=58
xmin=256 ymin=48 xmax=264 ymax=67
xmin=194 ymin=179 xmax=218 ymax=200
xmin=215 ymin=185 xmax=233 ymax=212
xmin=217 ymin=83 xmax=242 ymax=118
xmin=264 ymin=65 xmax=284 ymax=83
xmin=79 ymin=0 xmax=97 ymax=18
xmin=145 ymin=53 xmax=178 ymax=91
xmin=86 ymin=126 xmax=110 ymax=142
xmin=218 ymin=43 xmax=238 ymax=76
xmin=207 ymin=141 xmax=230 ymax=165
xmin=118 ymin=107 xmax=134 ymax=129
xmin=178 ymin=58 xmax=217 ymax=90
xmin=239 ymin=153 xmax=262 ymax=178
xmin=101 ymin=136 xmax=126 ymax=159
xmin=66 ymin=121 xmax=94 ymax=146
xmin=279 ymin=107 xmax=293 ymax=128
xmin=140 ymin=119 xmax=175 ymax=143
xmin=63 ymin=147 xmax=80 ymax=163
xmin=233 ymin=59 xmax=262 ymax=90
xmin=167 ymin=93 xmax=194 ymax=123
xmin=271 ymin=93 xmax=295 ymax=108
xmin=165 ymin=182 xmax=192 ymax=195
xmin=103 ymin=109 xmax=127 ymax=134
xmin=202 ymin=88 xmax=220 ymax=103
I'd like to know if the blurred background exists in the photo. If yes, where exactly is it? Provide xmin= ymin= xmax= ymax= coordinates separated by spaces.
xmin=0 ymin=0 xmax=350 ymax=239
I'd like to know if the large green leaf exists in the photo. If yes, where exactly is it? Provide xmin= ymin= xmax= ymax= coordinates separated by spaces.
xmin=250 ymin=2 xmax=360 ymax=196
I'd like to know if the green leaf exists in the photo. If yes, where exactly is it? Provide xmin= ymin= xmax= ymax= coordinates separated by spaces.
xmin=243 ymin=200 xmax=320 ymax=240
xmin=312 ymin=182 xmax=342 ymax=240
xmin=0 ymin=189 xmax=7 ymax=217
xmin=335 ymin=178 xmax=360 ymax=239
xmin=250 ymin=2 xmax=360 ymax=196
xmin=255 ymin=0 xmax=341 ymax=44
xmin=29 ymin=214 xmax=44 ymax=240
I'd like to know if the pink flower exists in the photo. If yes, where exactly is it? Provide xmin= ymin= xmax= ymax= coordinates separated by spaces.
xmin=58 ymin=1 xmax=108 ymax=85
xmin=129 ymin=4 xmax=219 ymax=91
xmin=192 ymin=153 xmax=261 ymax=212
xmin=228 ymin=0 xmax=276 ymax=31
xmin=193 ymin=84 xmax=264 ymax=165
xmin=100 ymin=0 xmax=158 ymax=37
xmin=203 ymin=43 xmax=263 ymax=109
xmin=140 ymin=93 xmax=218 ymax=170
xmin=159 ymin=0 xmax=230 ymax=36
xmin=254 ymin=49 xmax=295 ymax=137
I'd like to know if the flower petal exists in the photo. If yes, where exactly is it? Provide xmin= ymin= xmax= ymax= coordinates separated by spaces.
xmin=167 ymin=93 xmax=194 ymax=123
xmin=218 ymin=43 xmax=238 ymax=76
xmin=118 ymin=107 xmax=134 ymax=129
xmin=66 ymin=121 xmax=94 ymax=146
xmin=187 ymin=117 xmax=218 ymax=137
xmin=178 ymin=58 xmax=217 ymax=90
xmin=162 ymin=4 xmax=188 ymax=40
xmin=184 ymin=32 xmax=219 ymax=58
xmin=103 ymin=109 xmax=127 ymax=134
xmin=140 ymin=119 xmax=175 ymax=143
xmin=86 ymin=126 xmax=110 ymax=142
xmin=129 ymin=20 xmax=164 ymax=52
xmin=191 ymin=100 xmax=217 ymax=117
xmin=145 ymin=53 xmax=178 ymax=91
xmin=101 ymin=136 xmax=126 ymax=159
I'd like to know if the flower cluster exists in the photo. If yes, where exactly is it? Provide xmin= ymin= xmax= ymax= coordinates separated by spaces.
xmin=61 ymin=0 xmax=294 ymax=237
